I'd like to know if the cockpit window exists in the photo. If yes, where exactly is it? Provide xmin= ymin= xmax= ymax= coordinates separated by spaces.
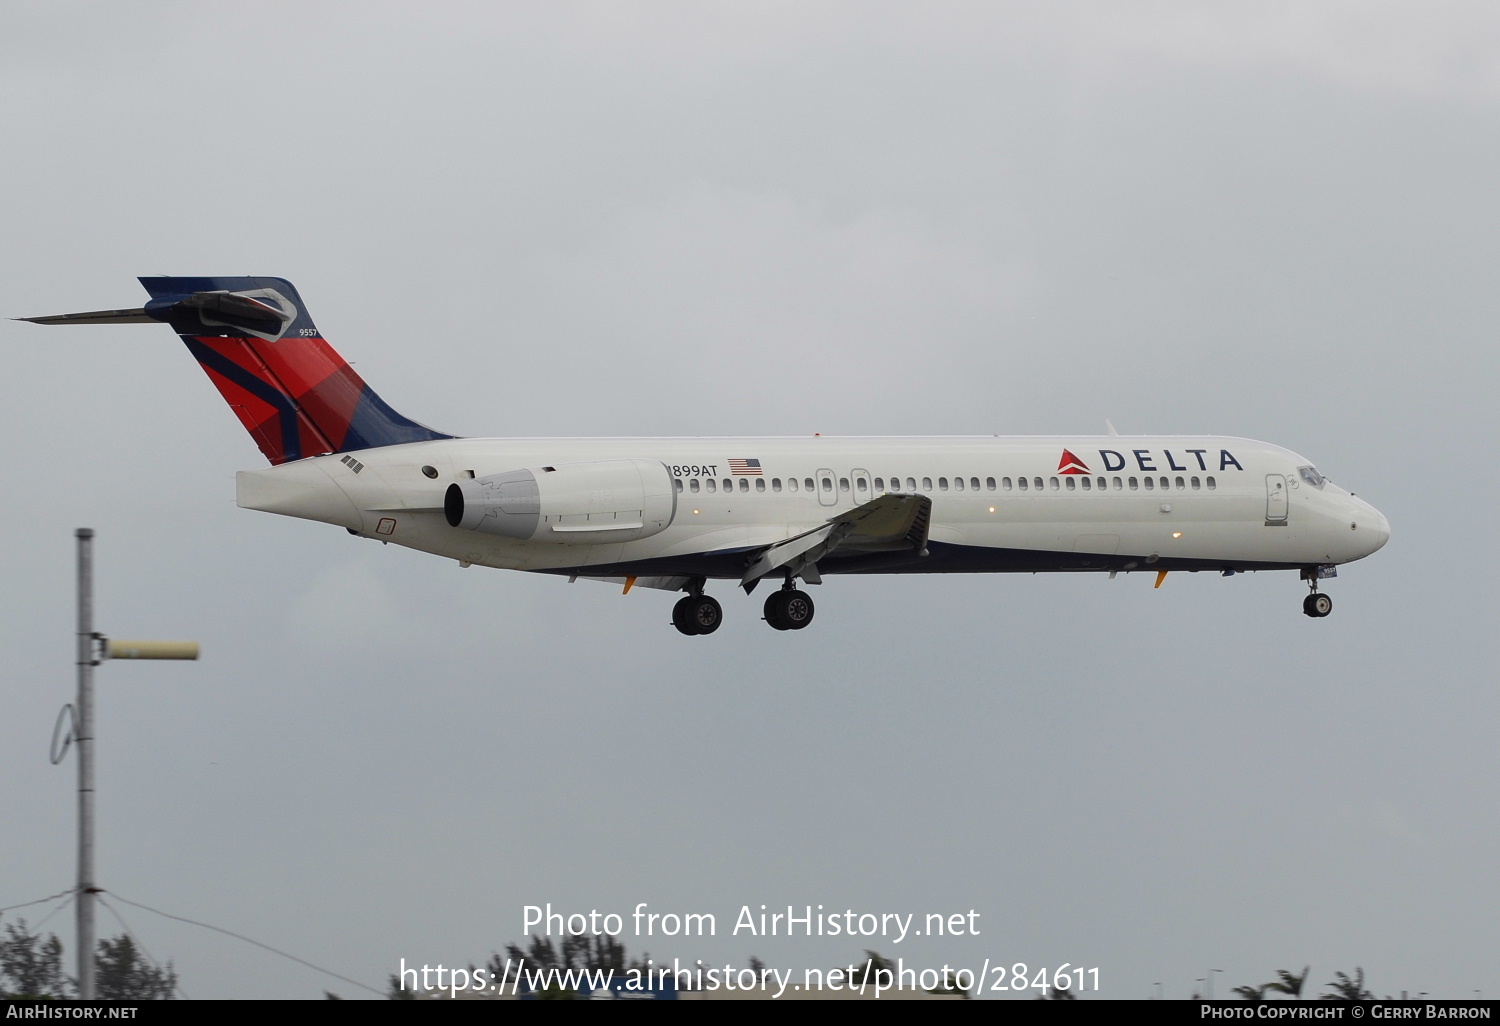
xmin=1298 ymin=466 xmax=1325 ymax=488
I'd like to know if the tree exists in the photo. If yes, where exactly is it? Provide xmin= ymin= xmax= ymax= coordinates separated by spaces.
xmin=1266 ymin=966 xmax=1311 ymax=999
xmin=0 ymin=920 xmax=68 ymax=998
xmin=1319 ymin=968 xmax=1373 ymax=1001
xmin=480 ymin=935 xmax=646 ymax=1000
xmin=93 ymin=936 xmax=177 ymax=1000
xmin=849 ymin=950 xmax=894 ymax=986
xmin=1232 ymin=984 xmax=1267 ymax=1002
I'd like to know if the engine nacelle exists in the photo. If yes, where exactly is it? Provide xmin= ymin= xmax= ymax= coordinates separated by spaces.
xmin=444 ymin=459 xmax=677 ymax=544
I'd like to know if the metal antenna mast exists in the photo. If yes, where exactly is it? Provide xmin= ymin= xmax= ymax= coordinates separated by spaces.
xmin=75 ymin=528 xmax=97 ymax=1000
xmin=60 ymin=529 xmax=198 ymax=999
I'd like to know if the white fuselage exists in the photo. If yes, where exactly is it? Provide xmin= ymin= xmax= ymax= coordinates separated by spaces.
xmin=236 ymin=434 xmax=1390 ymax=579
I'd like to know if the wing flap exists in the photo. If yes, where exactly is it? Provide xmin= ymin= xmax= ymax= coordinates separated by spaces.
xmin=740 ymin=492 xmax=931 ymax=590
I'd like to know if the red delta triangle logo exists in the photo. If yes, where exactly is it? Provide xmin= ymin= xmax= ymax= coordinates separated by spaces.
xmin=1057 ymin=449 xmax=1090 ymax=475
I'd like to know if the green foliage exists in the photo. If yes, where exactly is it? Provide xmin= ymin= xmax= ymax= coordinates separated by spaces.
xmin=1320 ymin=968 xmax=1373 ymax=1001
xmin=1 ymin=921 xmax=175 ymax=1000
xmin=848 ymin=950 xmax=894 ymax=986
xmin=1265 ymin=966 xmax=1311 ymax=999
xmin=494 ymin=934 xmax=635 ymax=977
xmin=93 ymin=935 xmax=176 ymax=1000
xmin=0 ymin=920 xmax=68 ymax=998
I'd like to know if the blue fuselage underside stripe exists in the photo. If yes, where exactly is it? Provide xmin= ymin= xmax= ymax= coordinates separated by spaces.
xmin=536 ymin=540 xmax=1305 ymax=580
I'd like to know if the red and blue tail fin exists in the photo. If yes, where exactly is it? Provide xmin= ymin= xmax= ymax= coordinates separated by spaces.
xmin=137 ymin=276 xmax=451 ymax=465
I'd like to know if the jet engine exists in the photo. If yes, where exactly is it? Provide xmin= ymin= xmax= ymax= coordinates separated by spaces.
xmin=444 ymin=458 xmax=677 ymax=544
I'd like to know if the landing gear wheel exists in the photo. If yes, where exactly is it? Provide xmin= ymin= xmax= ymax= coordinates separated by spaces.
xmin=763 ymin=592 xmax=790 ymax=630
xmin=1305 ymin=592 xmax=1333 ymax=618
xmin=763 ymin=589 xmax=814 ymax=631
xmin=689 ymin=594 xmax=723 ymax=634
xmin=672 ymin=596 xmax=700 ymax=635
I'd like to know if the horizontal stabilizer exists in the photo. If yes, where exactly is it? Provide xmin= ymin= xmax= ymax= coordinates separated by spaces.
xmin=19 ymin=291 xmax=292 ymax=336
xmin=16 ymin=307 xmax=156 ymax=325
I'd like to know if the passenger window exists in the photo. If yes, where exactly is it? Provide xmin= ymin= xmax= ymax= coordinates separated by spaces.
xmin=874 ymin=477 xmax=884 ymax=491
xmin=1144 ymin=477 xmax=1154 ymax=490
xmin=1113 ymin=477 xmax=1122 ymax=490
xmin=1160 ymin=477 xmax=1169 ymax=490
xmin=986 ymin=477 xmax=996 ymax=491
xmin=706 ymin=479 xmax=717 ymax=493
xmin=1129 ymin=477 xmax=1138 ymax=490
xmin=772 ymin=478 xmax=783 ymax=492
xmin=1097 ymin=477 xmax=1106 ymax=490
xmin=1175 ymin=476 xmax=1185 ymax=489
xmin=1191 ymin=477 xmax=1200 ymax=490
xmin=807 ymin=478 xmax=816 ymax=491
xmin=788 ymin=478 xmax=798 ymax=492
xmin=1050 ymin=477 xmax=1059 ymax=490
xmin=839 ymin=477 xmax=850 ymax=492
xmin=723 ymin=479 xmax=732 ymax=491
xmin=690 ymin=479 xmax=700 ymax=493
xmin=1207 ymin=476 xmax=1216 ymax=490
xmin=1033 ymin=477 xmax=1043 ymax=490
xmin=1066 ymin=477 xmax=1076 ymax=491
xmin=971 ymin=477 xmax=981 ymax=491
xmin=906 ymin=477 xmax=916 ymax=491
xmin=922 ymin=477 xmax=933 ymax=491
xmin=939 ymin=477 xmax=949 ymax=491
xmin=820 ymin=477 xmax=832 ymax=493
xmin=856 ymin=477 xmax=868 ymax=493
xmin=738 ymin=479 xmax=748 ymax=492
xmin=674 ymin=479 xmax=683 ymax=493
xmin=1017 ymin=476 xmax=1028 ymax=491
xmin=755 ymin=478 xmax=765 ymax=492
xmin=1002 ymin=477 xmax=1012 ymax=491
xmin=953 ymin=477 xmax=964 ymax=491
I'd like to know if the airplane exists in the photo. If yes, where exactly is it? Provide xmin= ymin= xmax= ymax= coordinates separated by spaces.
xmin=21 ymin=276 xmax=1390 ymax=635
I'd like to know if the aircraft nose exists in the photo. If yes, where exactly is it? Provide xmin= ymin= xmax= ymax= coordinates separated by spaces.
xmin=1353 ymin=500 xmax=1390 ymax=557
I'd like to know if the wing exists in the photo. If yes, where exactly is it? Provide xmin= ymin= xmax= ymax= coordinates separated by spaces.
xmin=740 ymin=492 xmax=931 ymax=592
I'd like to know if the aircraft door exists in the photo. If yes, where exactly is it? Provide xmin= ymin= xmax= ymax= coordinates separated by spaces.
xmin=851 ymin=468 xmax=871 ymax=505
xmin=1265 ymin=473 xmax=1288 ymax=524
xmin=816 ymin=468 xmax=838 ymax=507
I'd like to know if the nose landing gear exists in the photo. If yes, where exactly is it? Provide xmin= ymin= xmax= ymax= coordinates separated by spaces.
xmin=1303 ymin=592 xmax=1333 ymax=618
xmin=1300 ymin=566 xmax=1335 ymax=618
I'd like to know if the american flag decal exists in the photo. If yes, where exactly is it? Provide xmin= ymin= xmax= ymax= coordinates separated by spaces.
xmin=729 ymin=458 xmax=763 ymax=476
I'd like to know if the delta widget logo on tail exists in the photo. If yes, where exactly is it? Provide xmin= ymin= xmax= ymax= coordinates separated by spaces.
xmin=1057 ymin=449 xmax=1091 ymax=475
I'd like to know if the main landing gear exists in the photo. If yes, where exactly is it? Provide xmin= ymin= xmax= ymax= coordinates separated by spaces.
xmin=763 ymin=585 xmax=815 ymax=631
xmin=672 ymin=593 xmax=723 ymax=636
xmin=669 ymin=577 xmax=816 ymax=635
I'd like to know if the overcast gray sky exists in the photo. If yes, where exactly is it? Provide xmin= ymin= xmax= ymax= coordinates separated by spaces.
xmin=2 ymin=1 xmax=1495 ymax=1000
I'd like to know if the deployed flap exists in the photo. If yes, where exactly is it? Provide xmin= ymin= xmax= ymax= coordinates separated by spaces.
xmin=576 ymin=575 xmax=693 ymax=593
xmin=836 ymin=491 xmax=932 ymax=553
xmin=740 ymin=492 xmax=931 ymax=590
